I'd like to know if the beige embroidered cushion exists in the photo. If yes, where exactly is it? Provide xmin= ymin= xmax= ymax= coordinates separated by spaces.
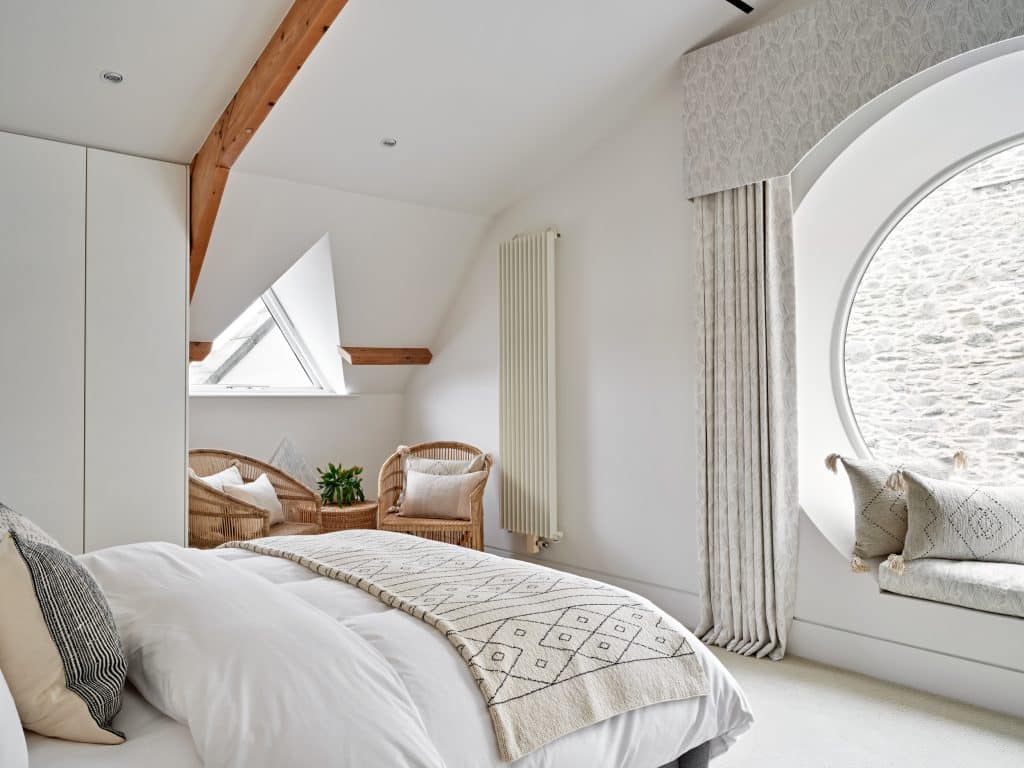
xmin=901 ymin=472 xmax=1024 ymax=567
xmin=222 ymin=473 xmax=285 ymax=526
xmin=827 ymin=453 xmax=963 ymax=567
xmin=398 ymin=470 xmax=488 ymax=520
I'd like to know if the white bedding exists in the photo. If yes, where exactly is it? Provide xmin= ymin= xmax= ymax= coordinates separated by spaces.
xmin=30 ymin=542 xmax=751 ymax=767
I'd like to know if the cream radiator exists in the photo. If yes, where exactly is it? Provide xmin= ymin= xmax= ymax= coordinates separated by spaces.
xmin=499 ymin=230 xmax=561 ymax=545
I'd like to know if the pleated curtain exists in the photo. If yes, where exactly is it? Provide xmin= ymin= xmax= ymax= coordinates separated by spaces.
xmin=694 ymin=176 xmax=799 ymax=660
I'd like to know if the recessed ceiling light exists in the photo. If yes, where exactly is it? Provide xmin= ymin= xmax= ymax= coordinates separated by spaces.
xmin=101 ymin=71 xmax=124 ymax=84
xmin=380 ymin=137 xmax=398 ymax=148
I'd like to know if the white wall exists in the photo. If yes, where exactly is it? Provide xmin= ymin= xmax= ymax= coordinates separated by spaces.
xmin=190 ymin=395 xmax=403 ymax=495
xmin=405 ymin=76 xmax=702 ymax=619
xmin=190 ymin=170 xmax=489 ymax=394
xmin=404 ymin=56 xmax=1024 ymax=718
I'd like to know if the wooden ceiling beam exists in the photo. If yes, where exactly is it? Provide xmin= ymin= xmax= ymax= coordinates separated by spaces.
xmin=339 ymin=347 xmax=433 ymax=366
xmin=189 ymin=341 xmax=213 ymax=363
xmin=189 ymin=0 xmax=349 ymax=300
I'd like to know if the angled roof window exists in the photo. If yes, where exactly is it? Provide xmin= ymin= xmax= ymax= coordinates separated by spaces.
xmin=190 ymin=234 xmax=345 ymax=395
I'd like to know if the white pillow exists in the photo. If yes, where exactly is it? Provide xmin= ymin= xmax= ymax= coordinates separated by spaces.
xmin=222 ymin=474 xmax=284 ymax=526
xmin=0 ymin=666 xmax=28 ymax=768
xmin=190 ymin=465 xmax=244 ymax=492
xmin=398 ymin=470 xmax=488 ymax=520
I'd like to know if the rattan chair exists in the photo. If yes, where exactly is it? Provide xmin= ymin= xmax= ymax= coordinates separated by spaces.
xmin=188 ymin=449 xmax=322 ymax=549
xmin=378 ymin=442 xmax=492 ymax=551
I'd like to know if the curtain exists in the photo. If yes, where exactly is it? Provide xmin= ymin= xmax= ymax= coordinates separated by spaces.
xmin=694 ymin=176 xmax=798 ymax=660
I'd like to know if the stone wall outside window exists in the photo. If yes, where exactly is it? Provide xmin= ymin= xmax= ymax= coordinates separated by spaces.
xmin=845 ymin=143 xmax=1024 ymax=483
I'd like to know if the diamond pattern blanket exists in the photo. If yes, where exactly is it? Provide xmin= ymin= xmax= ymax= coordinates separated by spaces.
xmin=225 ymin=530 xmax=708 ymax=761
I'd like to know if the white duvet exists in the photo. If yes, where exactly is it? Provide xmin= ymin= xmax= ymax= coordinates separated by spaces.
xmin=79 ymin=542 xmax=751 ymax=767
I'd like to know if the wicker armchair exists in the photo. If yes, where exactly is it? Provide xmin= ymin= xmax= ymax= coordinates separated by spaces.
xmin=188 ymin=449 xmax=322 ymax=549
xmin=378 ymin=442 xmax=492 ymax=551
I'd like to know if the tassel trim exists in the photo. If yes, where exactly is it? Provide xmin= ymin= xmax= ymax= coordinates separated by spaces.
xmin=850 ymin=555 xmax=870 ymax=573
xmin=825 ymin=453 xmax=841 ymax=473
xmin=953 ymin=450 xmax=968 ymax=473
xmin=884 ymin=554 xmax=906 ymax=575
xmin=885 ymin=470 xmax=906 ymax=492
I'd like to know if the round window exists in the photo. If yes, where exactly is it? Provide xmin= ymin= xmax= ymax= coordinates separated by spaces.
xmin=844 ymin=142 xmax=1024 ymax=482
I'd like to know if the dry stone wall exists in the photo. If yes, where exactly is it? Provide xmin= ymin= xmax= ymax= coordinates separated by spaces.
xmin=845 ymin=143 xmax=1024 ymax=483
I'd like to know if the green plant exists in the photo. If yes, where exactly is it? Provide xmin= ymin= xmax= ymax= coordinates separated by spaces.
xmin=316 ymin=463 xmax=366 ymax=506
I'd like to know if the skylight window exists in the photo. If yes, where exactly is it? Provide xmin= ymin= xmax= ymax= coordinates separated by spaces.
xmin=190 ymin=234 xmax=345 ymax=395
xmin=189 ymin=290 xmax=324 ymax=392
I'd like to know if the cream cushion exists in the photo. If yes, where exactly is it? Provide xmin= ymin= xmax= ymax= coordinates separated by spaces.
xmin=0 ymin=532 xmax=125 ymax=744
xmin=222 ymin=473 xmax=285 ymax=526
xmin=405 ymin=455 xmax=485 ymax=477
xmin=399 ymin=470 xmax=488 ymax=520
xmin=0 ymin=666 xmax=28 ymax=768
xmin=397 ymin=455 xmax=486 ymax=507
xmin=190 ymin=465 xmax=243 ymax=492
xmin=902 ymin=472 xmax=1024 ymax=566
xmin=828 ymin=454 xmax=961 ymax=562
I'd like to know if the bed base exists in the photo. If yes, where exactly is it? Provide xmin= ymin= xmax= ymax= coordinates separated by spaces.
xmin=660 ymin=740 xmax=711 ymax=768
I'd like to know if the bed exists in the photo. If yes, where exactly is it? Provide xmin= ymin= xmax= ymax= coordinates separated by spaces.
xmin=25 ymin=533 xmax=751 ymax=767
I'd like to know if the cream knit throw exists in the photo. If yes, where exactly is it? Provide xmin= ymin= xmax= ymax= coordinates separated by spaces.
xmin=226 ymin=530 xmax=708 ymax=761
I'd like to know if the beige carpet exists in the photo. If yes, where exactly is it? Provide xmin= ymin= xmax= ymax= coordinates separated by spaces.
xmin=712 ymin=648 xmax=1024 ymax=767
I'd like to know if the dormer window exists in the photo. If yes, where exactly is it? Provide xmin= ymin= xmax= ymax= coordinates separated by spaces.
xmin=189 ymin=289 xmax=325 ymax=393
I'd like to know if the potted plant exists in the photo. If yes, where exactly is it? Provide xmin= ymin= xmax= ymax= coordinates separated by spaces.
xmin=316 ymin=463 xmax=366 ymax=507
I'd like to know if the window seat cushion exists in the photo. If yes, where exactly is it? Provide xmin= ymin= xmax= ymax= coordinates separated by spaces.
xmin=878 ymin=557 xmax=1024 ymax=619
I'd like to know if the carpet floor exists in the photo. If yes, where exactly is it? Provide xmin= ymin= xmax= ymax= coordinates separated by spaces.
xmin=711 ymin=647 xmax=1024 ymax=767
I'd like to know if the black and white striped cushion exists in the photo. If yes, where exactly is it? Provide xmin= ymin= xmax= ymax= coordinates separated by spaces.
xmin=0 ymin=502 xmax=62 ymax=550
xmin=9 ymin=531 xmax=127 ymax=739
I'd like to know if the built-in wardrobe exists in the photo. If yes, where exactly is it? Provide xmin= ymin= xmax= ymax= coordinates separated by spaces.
xmin=0 ymin=130 xmax=187 ymax=553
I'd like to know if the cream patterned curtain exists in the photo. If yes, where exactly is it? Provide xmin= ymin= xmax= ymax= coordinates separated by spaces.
xmin=694 ymin=177 xmax=798 ymax=660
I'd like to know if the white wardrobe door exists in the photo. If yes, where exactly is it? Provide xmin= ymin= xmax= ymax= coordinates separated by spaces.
xmin=0 ymin=132 xmax=86 ymax=552
xmin=85 ymin=149 xmax=187 ymax=550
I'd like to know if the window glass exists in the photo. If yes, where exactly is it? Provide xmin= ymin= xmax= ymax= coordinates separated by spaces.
xmin=844 ymin=143 xmax=1024 ymax=482
xmin=189 ymin=296 xmax=318 ymax=392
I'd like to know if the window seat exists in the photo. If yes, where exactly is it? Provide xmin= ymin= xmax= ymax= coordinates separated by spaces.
xmin=878 ymin=558 xmax=1024 ymax=620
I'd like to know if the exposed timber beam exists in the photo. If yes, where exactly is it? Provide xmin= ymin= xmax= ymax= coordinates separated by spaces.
xmin=338 ymin=347 xmax=433 ymax=366
xmin=189 ymin=341 xmax=214 ymax=362
xmin=189 ymin=0 xmax=349 ymax=299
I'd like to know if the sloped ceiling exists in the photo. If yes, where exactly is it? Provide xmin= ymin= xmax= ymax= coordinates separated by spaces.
xmin=190 ymin=171 xmax=488 ymax=393
xmin=191 ymin=0 xmax=807 ymax=393
xmin=235 ymin=0 xmax=807 ymax=215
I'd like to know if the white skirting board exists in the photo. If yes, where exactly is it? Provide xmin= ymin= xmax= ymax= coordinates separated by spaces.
xmin=789 ymin=618 xmax=1024 ymax=719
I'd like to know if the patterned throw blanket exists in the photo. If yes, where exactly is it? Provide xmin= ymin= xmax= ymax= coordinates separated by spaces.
xmin=225 ymin=530 xmax=708 ymax=761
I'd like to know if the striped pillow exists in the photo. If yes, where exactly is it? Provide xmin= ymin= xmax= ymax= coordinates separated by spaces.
xmin=0 ymin=502 xmax=62 ymax=550
xmin=0 ymin=530 xmax=127 ymax=744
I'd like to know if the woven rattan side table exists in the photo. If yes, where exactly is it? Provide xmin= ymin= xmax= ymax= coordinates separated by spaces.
xmin=320 ymin=501 xmax=378 ymax=533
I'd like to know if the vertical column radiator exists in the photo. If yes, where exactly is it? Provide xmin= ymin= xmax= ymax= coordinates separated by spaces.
xmin=499 ymin=230 xmax=561 ymax=544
